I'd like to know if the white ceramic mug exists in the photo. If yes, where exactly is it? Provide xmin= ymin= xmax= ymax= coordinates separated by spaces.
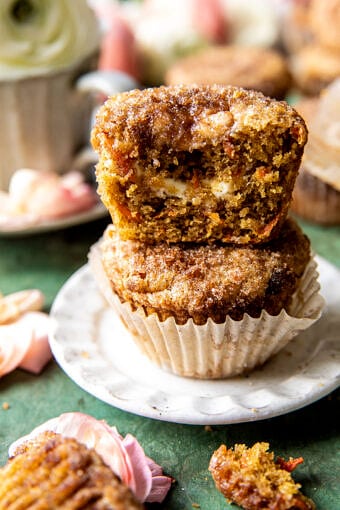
xmin=0 ymin=57 xmax=138 ymax=191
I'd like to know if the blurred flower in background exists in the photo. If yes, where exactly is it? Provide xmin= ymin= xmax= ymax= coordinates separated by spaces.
xmin=89 ymin=0 xmax=280 ymax=86
xmin=0 ymin=0 xmax=100 ymax=78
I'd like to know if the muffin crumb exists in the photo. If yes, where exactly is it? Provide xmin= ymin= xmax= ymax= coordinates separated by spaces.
xmin=209 ymin=442 xmax=316 ymax=510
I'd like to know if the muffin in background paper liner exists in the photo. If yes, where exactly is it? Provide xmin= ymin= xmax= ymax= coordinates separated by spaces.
xmin=88 ymin=241 xmax=324 ymax=380
xmin=291 ymin=80 xmax=340 ymax=225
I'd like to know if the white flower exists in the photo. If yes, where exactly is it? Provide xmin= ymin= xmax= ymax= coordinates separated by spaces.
xmin=0 ymin=0 xmax=100 ymax=78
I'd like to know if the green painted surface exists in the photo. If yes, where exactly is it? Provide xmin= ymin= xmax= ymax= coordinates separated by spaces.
xmin=0 ymin=216 xmax=339 ymax=510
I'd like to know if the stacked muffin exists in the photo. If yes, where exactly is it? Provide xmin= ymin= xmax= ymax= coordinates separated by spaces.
xmin=90 ymin=84 xmax=324 ymax=379
xmin=283 ymin=0 xmax=340 ymax=96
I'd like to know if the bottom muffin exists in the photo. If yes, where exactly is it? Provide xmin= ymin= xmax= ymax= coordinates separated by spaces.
xmin=289 ymin=44 xmax=340 ymax=96
xmin=89 ymin=219 xmax=324 ymax=379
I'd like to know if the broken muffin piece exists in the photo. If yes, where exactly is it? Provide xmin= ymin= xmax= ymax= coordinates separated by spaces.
xmin=91 ymin=84 xmax=307 ymax=245
xmin=0 ymin=432 xmax=143 ymax=510
xmin=209 ymin=443 xmax=316 ymax=510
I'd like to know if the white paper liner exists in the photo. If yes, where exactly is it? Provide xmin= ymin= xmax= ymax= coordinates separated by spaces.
xmin=88 ymin=241 xmax=325 ymax=379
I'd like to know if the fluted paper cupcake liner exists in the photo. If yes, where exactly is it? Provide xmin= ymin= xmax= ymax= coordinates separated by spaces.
xmin=0 ymin=53 xmax=97 ymax=191
xmin=89 ymin=241 xmax=325 ymax=379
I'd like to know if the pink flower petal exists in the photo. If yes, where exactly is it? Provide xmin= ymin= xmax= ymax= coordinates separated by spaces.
xmin=192 ymin=0 xmax=229 ymax=43
xmin=99 ymin=16 xmax=140 ymax=80
xmin=0 ymin=289 xmax=44 ymax=325
xmin=60 ymin=171 xmax=84 ymax=189
xmin=144 ymin=456 xmax=173 ymax=502
xmin=25 ymin=182 xmax=97 ymax=219
xmin=18 ymin=312 xmax=52 ymax=374
xmin=145 ymin=473 xmax=173 ymax=503
xmin=0 ymin=323 xmax=32 ymax=377
xmin=122 ymin=433 xmax=152 ymax=502
xmin=4 ymin=169 xmax=98 ymax=222
xmin=8 ymin=169 xmax=42 ymax=211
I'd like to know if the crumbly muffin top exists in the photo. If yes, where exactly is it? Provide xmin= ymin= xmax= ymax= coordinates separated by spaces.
xmin=290 ymin=44 xmax=340 ymax=84
xmin=0 ymin=432 xmax=143 ymax=510
xmin=92 ymin=84 xmax=306 ymax=159
xmin=165 ymin=46 xmax=291 ymax=99
xmin=101 ymin=218 xmax=310 ymax=324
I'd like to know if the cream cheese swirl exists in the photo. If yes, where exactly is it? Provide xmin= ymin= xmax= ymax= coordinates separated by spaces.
xmin=0 ymin=0 xmax=100 ymax=79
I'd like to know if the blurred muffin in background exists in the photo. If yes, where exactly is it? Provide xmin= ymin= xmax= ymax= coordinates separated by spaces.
xmin=308 ymin=0 xmax=340 ymax=52
xmin=291 ymin=79 xmax=340 ymax=224
xmin=282 ymin=0 xmax=340 ymax=95
xmin=91 ymin=0 xmax=280 ymax=86
xmin=289 ymin=45 xmax=340 ymax=97
xmin=280 ymin=0 xmax=313 ymax=54
xmin=165 ymin=45 xmax=291 ymax=99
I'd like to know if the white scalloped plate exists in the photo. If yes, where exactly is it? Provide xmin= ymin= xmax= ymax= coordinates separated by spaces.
xmin=0 ymin=203 xmax=107 ymax=237
xmin=49 ymin=256 xmax=340 ymax=425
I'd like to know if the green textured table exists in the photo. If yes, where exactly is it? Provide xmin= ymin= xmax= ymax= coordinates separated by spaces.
xmin=0 ymin=215 xmax=339 ymax=510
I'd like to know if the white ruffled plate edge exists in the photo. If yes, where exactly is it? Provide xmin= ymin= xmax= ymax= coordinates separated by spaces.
xmin=49 ymin=255 xmax=340 ymax=425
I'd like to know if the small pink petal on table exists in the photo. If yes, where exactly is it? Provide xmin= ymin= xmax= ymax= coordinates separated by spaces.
xmin=18 ymin=312 xmax=52 ymax=374
xmin=0 ymin=289 xmax=44 ymax=325
xmin=0 ymin=323 xmax=32 ymax=377
xmin=0 ymin=310 xmax=52 ymax=377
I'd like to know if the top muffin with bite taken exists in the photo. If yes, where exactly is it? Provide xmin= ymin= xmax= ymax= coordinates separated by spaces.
xmin=91 ymin=84 xmax=307 ymax=245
